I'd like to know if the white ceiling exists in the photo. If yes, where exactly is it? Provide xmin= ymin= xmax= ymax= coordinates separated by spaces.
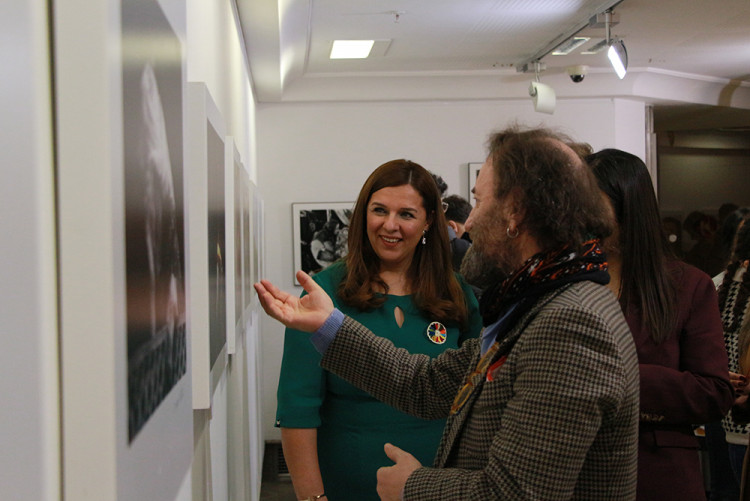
xmin=236 ymin=0 xmax=750 ymax=128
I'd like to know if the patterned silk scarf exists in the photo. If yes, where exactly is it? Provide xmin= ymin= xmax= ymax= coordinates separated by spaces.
xmin=451 ymin=240 xmax=609 ymax=416
xmin=479 ymin=239 xmax=610 ymax=327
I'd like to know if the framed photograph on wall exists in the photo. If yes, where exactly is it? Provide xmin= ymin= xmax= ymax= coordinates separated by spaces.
xmin=292 ymin=202 xmax=353 ymax=285
xmin=227 ymin=137 xmax=243 ymax=355
xmin=57 ymin=0 xmax=193 ymax=498
xmin=244 ymin=178 xmax=254 ymax=311
xmin=186 ymin=82 xmax=228 ymax=410
xmin=467 ymin=162 xmax=483 ymax=206
xmin=252 ymin=187 xmax=264 ymax=306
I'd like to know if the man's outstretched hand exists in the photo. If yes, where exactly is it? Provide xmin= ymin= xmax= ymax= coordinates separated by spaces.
xmin=254 ymin=270 xmax=334 ymax=332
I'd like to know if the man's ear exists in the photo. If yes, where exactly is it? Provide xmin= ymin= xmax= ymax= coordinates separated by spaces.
xmin=447 ymin=220 xmax=460 ymax=233
xmin=505 ymin=187 xmax=526 ymax=225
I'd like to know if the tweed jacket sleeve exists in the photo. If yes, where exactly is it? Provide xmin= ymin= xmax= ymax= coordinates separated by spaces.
xmin=321 ymin=282 xmax=639 ymax=500
xmin=321 ymin=316 xmax=480 ymax=420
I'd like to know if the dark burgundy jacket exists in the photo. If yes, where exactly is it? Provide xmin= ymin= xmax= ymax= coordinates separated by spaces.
xmin=627 ymin=261 xmax=734 ymax=501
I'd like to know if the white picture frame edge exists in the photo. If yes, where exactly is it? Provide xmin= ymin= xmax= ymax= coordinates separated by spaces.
xmin=224 ymin=136 xmax=239 ymax=355
xmin=186 ymin=81 xmax=228 ymax=410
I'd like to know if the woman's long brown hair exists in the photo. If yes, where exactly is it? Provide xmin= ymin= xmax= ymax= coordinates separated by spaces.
xmin=339 ymin=159 xmax=469 ymax=328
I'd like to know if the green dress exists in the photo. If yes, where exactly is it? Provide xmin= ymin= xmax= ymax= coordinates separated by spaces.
xmin=276 ymin=262 xmax=482 ymax=501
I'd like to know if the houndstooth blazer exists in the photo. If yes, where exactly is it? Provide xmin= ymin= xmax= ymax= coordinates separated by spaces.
xmin=320 ymin=281 xmax=639 ymax=500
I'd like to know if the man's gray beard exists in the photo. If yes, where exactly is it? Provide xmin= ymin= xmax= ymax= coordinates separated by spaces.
xmin=459 ymin=245 xmax=507 ymax=291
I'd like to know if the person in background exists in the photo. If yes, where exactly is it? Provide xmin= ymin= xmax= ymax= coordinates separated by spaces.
xmin=258 ymin=126 xmax=640 ymax=500
xmin=661 ymin=216 xmax=684 ymax=259
xmin=725 ymin=223 xmax=750 ymax=501
xmin=720 ymin=203 xmax=740 ymax=226
xmin=715 ymin=208 xmax=750 ymax=286
xmin=717 ymin=215 xmax=750 ymax=486
xmin=442 ymin=194 xmax=472 ymax=271
xmin=587 ymin=148 xmax=734 ymax=501
xmin=430 ymin=171 xmax=448 ymax=198
xmin=683 ymin=210 xmax=724 ymax=277
xmin=275 ymin=159 xmax=482 ymax=501
xmin=704 ymin=207 xmax=750 ymax=501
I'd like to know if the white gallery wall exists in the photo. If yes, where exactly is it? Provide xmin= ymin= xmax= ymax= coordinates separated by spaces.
xmin=186 ymin=0 xmax=262 ymax=499
xmin=256 ymin=97 xmax=647 ymax=441
xmin=0 ymin=2 xmax=59 ymax=500
xmin=659 ymin=152 xmax=750 ymax=213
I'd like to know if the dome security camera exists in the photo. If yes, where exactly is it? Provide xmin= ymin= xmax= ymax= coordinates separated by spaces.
xmin=567 ymin=65 xmax=589 ymax=83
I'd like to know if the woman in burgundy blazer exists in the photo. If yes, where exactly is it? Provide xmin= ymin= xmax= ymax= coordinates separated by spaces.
xmin=588 ymin=149 xmax=735 ymax=501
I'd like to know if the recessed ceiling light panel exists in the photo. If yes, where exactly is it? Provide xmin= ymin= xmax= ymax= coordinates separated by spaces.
xmin=330 ymin=40 xmax=375 ymax=59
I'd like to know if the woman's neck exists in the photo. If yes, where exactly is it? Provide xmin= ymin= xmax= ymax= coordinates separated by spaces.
xmin=607 ymin=255 xmax=622 ymax=299
xmin=378 ymin=268 xmax=411 ymax=295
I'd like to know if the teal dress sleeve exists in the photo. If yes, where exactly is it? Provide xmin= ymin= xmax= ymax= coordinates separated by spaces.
xmin=275 ymin=265 xmax=343 ymax=428
xmin=276 ymin=324 xmax=325 ymax=427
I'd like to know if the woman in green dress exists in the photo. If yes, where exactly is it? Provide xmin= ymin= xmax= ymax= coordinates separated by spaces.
xmin=276 ymin=159 xmax=482 ymax=501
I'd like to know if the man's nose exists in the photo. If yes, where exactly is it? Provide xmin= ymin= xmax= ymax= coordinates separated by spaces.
xmin=464 ymin=210 xmax=476 ymax=232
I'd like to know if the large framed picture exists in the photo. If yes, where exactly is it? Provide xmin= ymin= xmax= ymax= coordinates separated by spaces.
xmin=467 ymin=162 xmax=483 ymax=206
xmin=186 ymin=82 xmax=228 ymax=410
xmin=292 ymin=202 xmax=353 ymax=284
xmin=57 ymin=0 xmax=192 ymax=498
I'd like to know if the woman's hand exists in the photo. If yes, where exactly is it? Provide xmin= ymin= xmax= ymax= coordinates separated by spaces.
xmin=729 ymin=371 xmax=748 ymax=393
xmin=254 ymin=270 xmax=334 ymax=332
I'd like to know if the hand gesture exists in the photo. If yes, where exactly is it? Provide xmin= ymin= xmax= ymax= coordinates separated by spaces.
xmin=729 ymin=371 xmax=748 ymax=394
xmin=376 ymin=443 xmax=422 ymax=501
xmin=254 ymin=270 xmax=334 ymax=332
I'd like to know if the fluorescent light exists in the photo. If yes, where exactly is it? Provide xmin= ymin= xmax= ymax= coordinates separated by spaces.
xmin=581 ymin=39 xmax=608 ymax=55
xmin=330 ymin=40 xmax=375 ymax=59
xmin=552 ymin=37 xmax=590 ymax=56
xmin=607 ymin=39 xmax=628 ymax=79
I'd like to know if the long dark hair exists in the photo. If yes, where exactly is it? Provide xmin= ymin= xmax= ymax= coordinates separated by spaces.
xmin=340 ymin=159 xmax=469 ymax=328
xmin=587 ymin=149 xmax=677 ymax=344
xmin=718 ymin=219 xmax=750 ymax=338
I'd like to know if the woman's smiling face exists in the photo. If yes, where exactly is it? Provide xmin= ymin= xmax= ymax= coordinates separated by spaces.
xmin=366 ymin=184 xmax=430 ymax=271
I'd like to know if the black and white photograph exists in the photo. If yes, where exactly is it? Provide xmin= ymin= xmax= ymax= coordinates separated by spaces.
xmin=292 ymin=202 xmax=353 ymax=284
xmin=207 ymin=121 xmax=226 ymax=370
xmin=122 ymin=0 xmax=186 ymax=442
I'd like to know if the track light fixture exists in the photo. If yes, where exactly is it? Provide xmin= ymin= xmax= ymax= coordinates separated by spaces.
xmin=604 ymin=10 xmax=627 ymax=79
xmin=528 ymin=61 xmax=555 ymax=114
